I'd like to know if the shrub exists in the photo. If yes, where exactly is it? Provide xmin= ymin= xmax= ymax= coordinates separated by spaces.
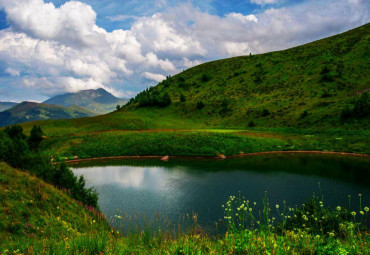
xmin=261 ymin=109 xmax=271 ymax=117
xmin=0 ymin=126 xmax=98 ymax=208
xmin=340 ymin=93 xmax=370 ymax=120
xmin=28 ymin=125 xmax=43 ymax=151
xmin=196 ymin=101 xmax=205 ymax=110
xmin=180 ymin=93 xmax=186 ymax=102
xmin=300 ymin=110 xmax=308 ymax=119
xmin=201 ymin=74 xmax=211 ymax=82
xmin=248 ymin=121 xmax=256 ymax=127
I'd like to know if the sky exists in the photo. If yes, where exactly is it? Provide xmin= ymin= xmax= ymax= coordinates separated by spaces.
xmin=0 ymin=0 xmax=368 ymax=102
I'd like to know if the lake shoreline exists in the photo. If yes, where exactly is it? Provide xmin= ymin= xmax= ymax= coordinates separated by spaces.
xmin=56 ymin=150 xmax=370 ymax=164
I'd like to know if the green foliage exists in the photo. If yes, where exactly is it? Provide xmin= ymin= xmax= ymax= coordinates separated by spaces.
xmin=196 ymin=101 xmax=205 ymax=110
xmin=261 ymin=109 xmax=271 ymax=117
xmin=248 ymin=121 xmax=257 ymax=127
xmin=201 ymin=73 xmax=211 ymax=82
xmin=300 ymin=110 xmax=308 ymax=119
xmin=341 ymin=93 xmax=370 ymax=120
xmin=131 ymin=88 xmax=172 ymax=108
xmin=0 ymin=126 xmax=98 ymax=208
xmin=28 ymin=125 xmax=43 ymax=151
xmin=116 ymin=105 xmax=121 ymax=111
xmin=180 ymin=93 xmax=186 ymax=102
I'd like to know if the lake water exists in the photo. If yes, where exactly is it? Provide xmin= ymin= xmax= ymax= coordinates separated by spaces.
xmin=71 ymin=154 xmax=370 ymax=233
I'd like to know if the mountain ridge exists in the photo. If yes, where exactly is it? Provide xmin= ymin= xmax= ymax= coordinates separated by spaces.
xmin=0 ymin=101 xmax=97 ymax=127
xmin=43 ymin=88 xmax=128 ymax=114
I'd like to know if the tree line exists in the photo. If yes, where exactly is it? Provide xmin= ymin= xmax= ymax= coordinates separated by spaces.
xmin=0 ymin=125 xmax=98 ymax=208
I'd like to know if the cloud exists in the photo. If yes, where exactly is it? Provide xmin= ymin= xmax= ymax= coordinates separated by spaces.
xmin=250 ymin=0 xmax=281 ymax=5
xmin=5 ymin=68 xmax=20 ymax=76
xmin=225 ymin=13 xmax=258 ymax=23
xmin=0 ymin=0 xmax=369 ymax=101
xmin=142 ymin=72 xmax=166 ymax=82
xmin=107 ymin=15 xmax=139 ymax=22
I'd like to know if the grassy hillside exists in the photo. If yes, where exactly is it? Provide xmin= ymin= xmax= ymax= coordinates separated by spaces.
xmin=0 ymin=162 xmax=113 ymax=254
xmin=0 ymin=101 xmax=97 ymax=127
xmin=127 ymin=23 xmax=370 ymax=129
xmin=1 ymin=162 xmax=369 ymax=254
xmin=44 ymin=88 xmax=128 ymax=114
xmin=0 ymin=102 xmax=17 ymax=112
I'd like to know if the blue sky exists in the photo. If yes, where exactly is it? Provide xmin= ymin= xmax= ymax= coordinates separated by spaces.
xmin=0 ymin=0 xmax=368 ymax=102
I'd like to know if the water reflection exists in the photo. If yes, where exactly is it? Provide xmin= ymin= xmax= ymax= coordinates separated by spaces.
xmin=71 ymin=154 xmax=370 ymax=233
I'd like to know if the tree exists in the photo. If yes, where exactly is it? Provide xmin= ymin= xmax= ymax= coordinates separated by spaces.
xmin=116 ymin=105 xmax=121 ymax=111
xmin=158 ymin=92 xmax=171 ymax=107
xmin=201 ymin=74 xmax=211 ymax=82
xmin=28 ymin=125 xmax=43 ymax=151
xmin=180 ymin=93 xmax=186 ymax=102
xmin=261 ymin=109 xmax=271 ymax=117
xmin=196 ymin=101 xmax=205 ymax=110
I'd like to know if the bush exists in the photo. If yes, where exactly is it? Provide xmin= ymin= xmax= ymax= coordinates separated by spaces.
xmin=248 ymin=121 xmax=256 ymax=127
xmin=28 ymin=125 xmax=43 ymax=151
xmin=340 ymin=93 xmax=370 ymax=120
xmin=180 ymin=93 xmax=186 ymax=102
xmin=201 ymin=74 xmax=211 ymax=82
xmin=300 ymin=110 xmax=308 ymax=119
xmin=196 ymin=101 xmax=205 ymax=110
xmin=261 ymin=109 xmax=271 ymax=117
xmin=0 ymin=126 xmax=98 ymax=208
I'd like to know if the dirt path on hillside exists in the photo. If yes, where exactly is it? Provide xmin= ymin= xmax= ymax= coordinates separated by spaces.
xmin=57 ymin=151 xmax=369 ymax=164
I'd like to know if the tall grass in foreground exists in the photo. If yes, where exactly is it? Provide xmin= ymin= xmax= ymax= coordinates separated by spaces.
xmin=1 ymin=191 xmax=369 ymax=254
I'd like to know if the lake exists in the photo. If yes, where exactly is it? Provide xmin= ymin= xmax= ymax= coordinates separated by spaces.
xmin=71 ymin=153 xmax=370 ymax=233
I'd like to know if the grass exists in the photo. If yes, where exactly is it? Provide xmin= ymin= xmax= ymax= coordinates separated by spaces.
xmin=39 ymin=129 xmax=369 ymax=162
xmin=1 ymin=162 xmax=369 ymax=254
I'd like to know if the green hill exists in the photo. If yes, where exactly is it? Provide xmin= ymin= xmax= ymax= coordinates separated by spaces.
xmin=0 ymin=102 xmax=97 ymax=127
xmin=0 ymin=102 xmax=17 ymax=112
xmin=43 ymin=88 xmax=128 ymax=114
xmin=0 ymin=162 xmax=113 ymax=254
xmin=126 ymin=23 xmax=369 ymax=129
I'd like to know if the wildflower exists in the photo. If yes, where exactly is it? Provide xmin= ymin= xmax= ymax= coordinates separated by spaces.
xmin=365 ymin=207 xmax=369 ymax=212
xmin=359 ymin=194 xmax=362 ymax=197
xmin=254 ymin=202 xmax=257 ymax=206
xmin=351 ymin=211 xmax=356 ymax=216
xmin=337 ymin=206 xmax=341 ymax=211
xmin=276 ymin=204 xmax=279 ymax=209
xmin=329 ymin=232 xmax=335 ymax=237
xmin=360 ymin=211 xmax=364 ymax=215
xmin=315 ymin=235 xmax=320 ymax=239
xmin=249 ymin=208 xmax=252 ymax=212
xmin=222 ymin=205 xmax=224 ymax=208
xmin=93 ymin=220 xmax=96 ymax=223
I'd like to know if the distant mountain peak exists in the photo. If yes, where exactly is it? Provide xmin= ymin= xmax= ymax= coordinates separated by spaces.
xmin=43 ymin=88 xmax=127 ymax=114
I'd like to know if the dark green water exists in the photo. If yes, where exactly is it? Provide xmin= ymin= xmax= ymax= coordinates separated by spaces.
xmin=71 ymin=154 xmax=370 ymax=233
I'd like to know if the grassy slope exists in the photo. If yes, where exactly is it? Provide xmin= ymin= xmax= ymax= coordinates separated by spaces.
xmin=1 ymin=162 xmax=369 ymax=254
xmin=4 ymin=24 xmax=370 ymax=159
xmin=126 ymin=23 xmax=369 ymax=129
xmin=0 ymin=162 xmax=114 ymax=254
